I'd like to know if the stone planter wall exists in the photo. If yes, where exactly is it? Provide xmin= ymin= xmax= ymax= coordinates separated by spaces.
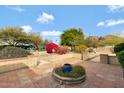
xmin=100 ymin=54 xmax=109 ymax=64
xmin=0 ymin=55 xmax=38 ymax=73
xmin=109 ymin=54 xmax=119 ymax=65
xmin=52 ymin=69 xmax=86 ymax=84
xmin=100 ymin=54 xmax=119 ymax=65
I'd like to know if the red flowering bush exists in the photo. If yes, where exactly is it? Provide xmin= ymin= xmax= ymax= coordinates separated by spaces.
xmin=46 ymin=43 xmax=59 ymax=53
xmin=45 ymin=42 xmax=68 ymax=54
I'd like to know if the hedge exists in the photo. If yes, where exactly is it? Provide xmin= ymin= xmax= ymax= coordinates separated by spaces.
xmin=117 ymin=51 xmax=124 ymax=68
xmin=114 ymin=43 xmax=124 ymax=53
xmin=0 ymin=46 xmax=31 ymax=59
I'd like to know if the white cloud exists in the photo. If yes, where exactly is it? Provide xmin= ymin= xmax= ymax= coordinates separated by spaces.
xmin=97 ymin=22 xmax=105 ymax=26
xmin=40 ymin=30 xmax=62 ymax=44
xmin=21 ymin=25 xmax=32 ymax=33
xmin=107 ymin=5 xmax=124 ymax=12
xmin=40 ymin=30 xmax=62 ymax=36
xmin=97 ymin=19 xmax=124 ymax=27
xmin=37 ymin=12 xmax=54 ymax=24
xmin=6 ymin=6 xmax=25 ymax=12
xmin=113 ymin=30 xmax=124 ymax=36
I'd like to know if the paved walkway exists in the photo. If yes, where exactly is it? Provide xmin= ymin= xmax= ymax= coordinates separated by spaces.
xmin=0 ymin=60 xmax=124 ymax=88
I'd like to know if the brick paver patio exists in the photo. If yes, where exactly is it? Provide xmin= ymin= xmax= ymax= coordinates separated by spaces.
xmin=0 ymin=60 xmax=124 ymax=88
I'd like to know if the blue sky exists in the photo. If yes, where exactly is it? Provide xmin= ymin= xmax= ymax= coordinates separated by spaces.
xmin=0 ymin=5 xmax=124 ymax=43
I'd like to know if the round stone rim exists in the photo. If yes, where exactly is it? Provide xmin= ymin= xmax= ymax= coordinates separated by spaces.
xmin=52 ymin=68 xmax=86 ymax=84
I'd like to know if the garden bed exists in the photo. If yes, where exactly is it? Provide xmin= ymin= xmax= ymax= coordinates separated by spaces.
xmin=0 ymin=55 xmax=38 ymax=73
xmin=52 ymin=65 xmax=86 ymax=84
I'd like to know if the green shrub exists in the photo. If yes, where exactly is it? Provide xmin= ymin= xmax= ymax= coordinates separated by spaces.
xmin=74 ymin=45 xmax=87 ymax=53
xmin=117 ymin=51 xmax=124 ymax=68
xmin=55 ymin=65 xmax=85 ymax=78
xmin=87 ymin=47 xmax=94 ymax=52
xmin=114 ymin=43 xmax=124 ymax=53
xmin=0 ymin=45 xmax=10 ymax=50
xmin=0 ymin=46 xmax=30 ymax=59
xmin=61 ymin=45 xmax=71 ymax=51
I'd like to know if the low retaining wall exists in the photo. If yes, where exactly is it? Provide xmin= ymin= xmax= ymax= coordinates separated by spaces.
xmin=51 ymin=53 xmax=74 ymax=61
xmin=100 ymin=54 xmax=119 ymax=65
xmin=0 ymin=55 xmax=38 ymax=73
xmin=0 ymin=52 xmax=81 ymax=74
xmin=39 ymin=52 xmax=78 ymax=62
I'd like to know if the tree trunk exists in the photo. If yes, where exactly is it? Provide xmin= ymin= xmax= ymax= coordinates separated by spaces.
xmin=7 ymin=40 xmax=13 ymax=45
xmin=35 ymin=43 xmax=39 ymax=51
xmin=14 ymin=42 xmax=19 ymax=46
